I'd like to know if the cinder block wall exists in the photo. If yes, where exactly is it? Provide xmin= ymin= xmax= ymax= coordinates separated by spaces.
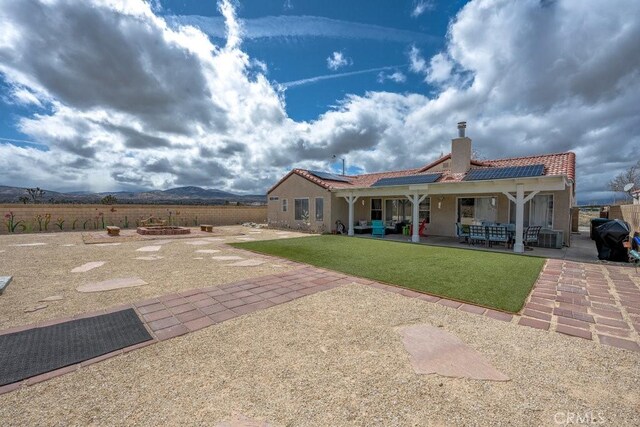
xmin=0 ymin=204 xmax=267 ymax=234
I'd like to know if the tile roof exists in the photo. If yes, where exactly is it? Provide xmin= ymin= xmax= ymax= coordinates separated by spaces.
xmin=268 ymin=151 xmax=575 ymax=192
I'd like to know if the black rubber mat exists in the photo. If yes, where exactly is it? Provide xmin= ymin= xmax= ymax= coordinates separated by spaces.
xmin=0 ymin=308 xmax=152 ymax=386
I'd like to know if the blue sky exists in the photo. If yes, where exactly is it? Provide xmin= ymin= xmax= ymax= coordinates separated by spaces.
xmin=0 ymin=0 xmax=638 ymax=204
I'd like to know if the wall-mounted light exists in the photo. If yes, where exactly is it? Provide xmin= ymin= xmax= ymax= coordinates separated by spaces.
xmin=361 ymin=199 xmax=365 ymax=206
xmin=437 ymin=196 xmax=445 ymax=209
xmin=491 ymin=197 xmax=496 ymax=207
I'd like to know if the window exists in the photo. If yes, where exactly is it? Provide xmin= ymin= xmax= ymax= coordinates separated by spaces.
xmin=509 ymin=194 xmax=554 ymax=228
xmin=457 ymin=197 xmax=497 ymax=224
xmin=282 ymin=199 xmax=288 ymax=212
xmin=315 ymin=197 xmax=324 ymax=221
xmin=531 ymin=195 xmax=553 ymax=228
xmin=419 ymin=198 xmax=431 ymax=222
xmin=371 ymin=198 xmax=383 ymax=220
xmin=294 ymin=198 xmax=309 ymax=221
xmin=385 ymin=199 xmax=410 ymax=222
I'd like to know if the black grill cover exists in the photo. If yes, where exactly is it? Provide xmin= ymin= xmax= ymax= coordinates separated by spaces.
xmin=594 ymin=219 xmax=630 ymax=262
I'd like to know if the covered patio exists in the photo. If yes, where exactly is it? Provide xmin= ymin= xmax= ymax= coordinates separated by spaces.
xmin=335 ymin=173 xmax=573 ymax=254
xmin=355 ymin=228 xmax=598 ymax=263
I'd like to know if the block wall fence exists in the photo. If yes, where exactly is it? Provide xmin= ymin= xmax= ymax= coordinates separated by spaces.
xmin=0 ymin=204 xmax=267 ymax=234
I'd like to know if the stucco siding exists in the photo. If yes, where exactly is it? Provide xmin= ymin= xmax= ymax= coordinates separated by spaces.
xmin=267 ymin=173 xmax=332 ymax=232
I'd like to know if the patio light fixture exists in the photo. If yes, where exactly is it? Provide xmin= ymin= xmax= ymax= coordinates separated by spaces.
xmin=437 ymin=196 xmax=444 ymax=209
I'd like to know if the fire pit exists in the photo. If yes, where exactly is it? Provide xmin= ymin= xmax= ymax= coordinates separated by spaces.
xmin=136 ymin=226 xmax=191 ymax=236
xmin=136 ymin=217 xmax=190 ymax=235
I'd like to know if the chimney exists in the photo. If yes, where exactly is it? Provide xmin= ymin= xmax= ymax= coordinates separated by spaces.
xmin=451 ymin=121 xmax=472 ymax=174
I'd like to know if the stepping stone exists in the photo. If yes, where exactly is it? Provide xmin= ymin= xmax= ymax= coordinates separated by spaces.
xmin=0 ymin=276 xmax=12 ymax=295
xmin=216 ymin=414 xmax=272 ymax=427
xmin=184 ymin=240 xmax=215 ymax=246
xmin=94 ymin=243 xmax=121 ymax=247
xmin=211 ymin=256 xmax=245 ymax=261
xmin=195 ymin=249 xmax=221 ymax=254
xmin=397 ymin=324 xmax=509 ymax=381
xmin=11 ymin=243 xmax=47 ymax=247
xmin=39 ymin=295 xmax=63 ymax=302
xmin=24 ymin=304 xmax=48 ymax=313
xmin=77 ymin=278 xmax=147 ymax=293
xmin=71 ymin=261 xmax=106 ymax=273
xmin=136 ymin=246 xmax=161 ymax=252
xmin=150 ymin=239 xmax=173 ymax=245
xmin=135 ymin=255 xmax=164 ymax=261
xmin=236 ymin=237 xmax=256 ymax=241
xmin=227 ymin=259 xmax=266 ymax=267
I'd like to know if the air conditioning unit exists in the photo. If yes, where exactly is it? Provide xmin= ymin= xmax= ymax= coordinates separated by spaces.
xmin=534 ymin=229 xmax=564 ymax=249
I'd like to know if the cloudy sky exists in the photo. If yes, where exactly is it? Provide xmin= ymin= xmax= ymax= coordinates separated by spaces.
xmin=0 ymin=0 xmax=638 ymax=203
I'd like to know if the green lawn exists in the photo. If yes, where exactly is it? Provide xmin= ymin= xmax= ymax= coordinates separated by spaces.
xmin=232 ymin=235 xmax=545 ymax=313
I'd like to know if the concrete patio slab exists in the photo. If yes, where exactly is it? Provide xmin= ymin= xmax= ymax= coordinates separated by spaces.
xmin=227 ymin=259 xmax=266 ymax=267
xmin=212 ymin=256 xmax=245 ymax=261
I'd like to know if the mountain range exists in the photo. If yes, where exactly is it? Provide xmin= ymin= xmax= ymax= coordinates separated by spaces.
xmin=0 ymin=185 xmax=265 ymax=205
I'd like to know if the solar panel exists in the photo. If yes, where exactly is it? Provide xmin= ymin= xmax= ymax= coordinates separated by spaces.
xmin=464 ymin=164 xmax=545 ymax=181
xmin=371 ymin=173 xmax=442 ymax=187
xmin=308 ymin=170 xmax=351 ymax=183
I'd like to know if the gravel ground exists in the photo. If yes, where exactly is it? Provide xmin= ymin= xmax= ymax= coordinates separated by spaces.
xmin=0 ymin=284 xmax=638 ymax=426
xmin=0 ymin=227 xmax=307 ymax=328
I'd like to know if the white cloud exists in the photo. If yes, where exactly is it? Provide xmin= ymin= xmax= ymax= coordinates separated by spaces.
xmin=408 ymin=45 xmax=428 ymax=75
xmin=411 ymin=1 xmax=434 ymax=18
xmin=0 ymin=0 xmax=638 ymax=203
xmin=377 ymin=71 xmax=407 ymax=84
xmin=426 ymin=53 xmax=453 ymax=84
xmin=326 ymin=51 xmax=351 ymax=71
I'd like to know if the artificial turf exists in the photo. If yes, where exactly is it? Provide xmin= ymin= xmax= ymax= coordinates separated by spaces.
xmin=232 ymin=235 xmax=545 ymax=313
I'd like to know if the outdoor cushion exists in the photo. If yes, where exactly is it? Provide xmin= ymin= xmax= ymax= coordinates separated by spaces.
xmin=359 ymin=220 xmax=368 ymax=227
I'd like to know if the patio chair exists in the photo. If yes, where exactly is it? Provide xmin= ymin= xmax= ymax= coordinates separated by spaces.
xmin=455 ymin=222 xmax=470 ymax=243
xmin=371 ymin=220 xmax=385 ymax=238
xmin=523 ymin=226 xmax=542 ymax=248
xmin=468 ymin=225 xmax=487 ymax=246
xmin=487 ymin=225 xmax=509 ymax=248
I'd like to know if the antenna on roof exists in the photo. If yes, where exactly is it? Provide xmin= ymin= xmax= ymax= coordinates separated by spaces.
xmin=332 ymin=155 xmax=346 ymax=176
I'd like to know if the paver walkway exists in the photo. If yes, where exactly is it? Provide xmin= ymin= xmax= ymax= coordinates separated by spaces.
xmin=1 ymin=254 xmax=638 ymax=395
xmin=518 ymin=259 xmax=640 ymax=351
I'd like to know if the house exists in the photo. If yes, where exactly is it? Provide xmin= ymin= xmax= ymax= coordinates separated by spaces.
xmin=267 ymin=122 xmax=576 ymax=253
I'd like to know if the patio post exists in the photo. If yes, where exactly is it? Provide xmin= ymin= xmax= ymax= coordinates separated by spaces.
xmin=407 ymin=193 xmax=428 ymax=243
xmin=513 ymin=184 xmax=525 ymax=253
xmin=344 ymin=195 xmax=359 ymax=236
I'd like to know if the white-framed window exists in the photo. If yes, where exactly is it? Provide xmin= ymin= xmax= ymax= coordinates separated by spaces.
xmin=457 ymin=197 xmax=498 ymax=224
xmin=294 ymin=198 xmax=309 ymax=221
xmin=508 ymin=194 xmax=554 ymax=228
xmin=315 ymin=197 xmax=324 ymax=221
xmin=282 ymin=199 xmax=288 ymax=212
xmin=419 ymin=198 xmax=431 ymax=222
xmin=371 ymin=198 xmax=383 ymax=220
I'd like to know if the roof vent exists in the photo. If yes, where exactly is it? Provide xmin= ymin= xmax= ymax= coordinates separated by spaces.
xmin=457 ymin=121 xmax=467 ymax=138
